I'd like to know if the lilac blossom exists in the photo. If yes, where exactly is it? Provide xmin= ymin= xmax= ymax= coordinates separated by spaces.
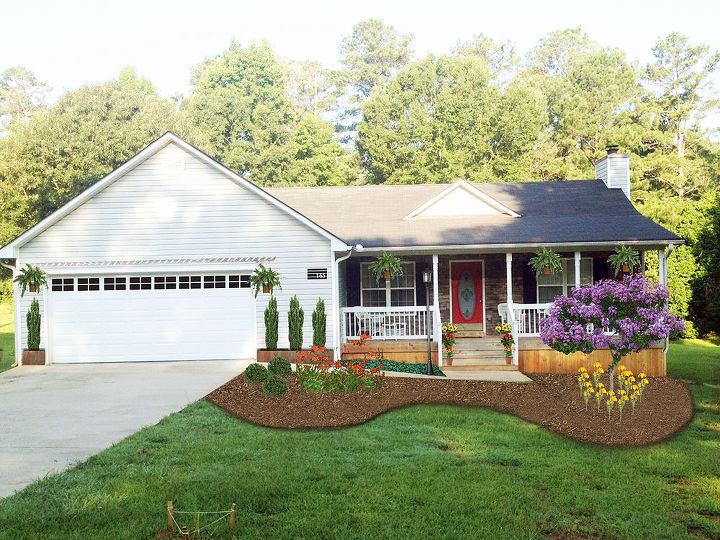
xmin=539 ymin=274 xmax=685 ymax=390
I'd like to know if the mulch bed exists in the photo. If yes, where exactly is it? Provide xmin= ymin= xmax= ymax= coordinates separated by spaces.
xmin=205 ymin=373 xmax=694 ymax=447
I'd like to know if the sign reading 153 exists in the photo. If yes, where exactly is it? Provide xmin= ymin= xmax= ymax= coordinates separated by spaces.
xmin=307 ymin=268 xmax=327 ymax=280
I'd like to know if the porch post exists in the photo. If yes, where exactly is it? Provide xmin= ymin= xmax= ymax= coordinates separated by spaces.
xmin=506 ymin=252 xmax=518 ymax=365
xmin=432 ymin=254 xmax=441 ymax=367
xmin=658 ymin=249 xmax=667 ymax=286
xmin=574 ymin=251 xmax=581 ymax=289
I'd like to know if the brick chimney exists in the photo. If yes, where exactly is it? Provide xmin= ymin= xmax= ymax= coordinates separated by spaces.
xmin=595 ymin=145 xmax=631 ymax=200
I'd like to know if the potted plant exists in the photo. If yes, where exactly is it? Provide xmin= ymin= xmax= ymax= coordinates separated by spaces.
xmin=608 ymin=245 xmax=640 ymax=275
xmin=249 ymin=264 xmax=282 ymax=297
xmin=14 ymin=264 xmax=47 ymax=296
xmin=368 ymin=251 xmax=403 ymax=282
xmin=442 ymin=323 xmax=457 ymax=366
xmin=528 ymin=248 xmax=563 ymax=277
xmin=22 ymin=298 xmax=45 ymax=365
xmin=495 ymin=322 xmax=515 ymax=365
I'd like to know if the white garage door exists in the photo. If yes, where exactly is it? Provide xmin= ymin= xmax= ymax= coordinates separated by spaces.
xmin=48 ymin=273 xmax=256 ymax=363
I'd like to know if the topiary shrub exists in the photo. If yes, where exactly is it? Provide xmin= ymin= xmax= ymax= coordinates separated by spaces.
xmin=264 ymin=296 xmax=279 ymax=349
xmin=288 ymin=295 xmax=304 ymax=350
xmin=27 ymin=298 xmax=41 ymax=350
xmin=269 ymin=356 xmax=292 ymax=375
xmin=263 ymin=374 xmax=287 ymax=397
xmin=243 ymin=363 xmax=268 ymax=384
xmin=312 ymin=298 xmax=326 ymax=347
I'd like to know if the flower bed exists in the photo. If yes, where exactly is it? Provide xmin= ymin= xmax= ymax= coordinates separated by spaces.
xmin=350 ymin=358 xmax=445 ymax=377
xmin=205 ymin=373 xmax=693 ymax=446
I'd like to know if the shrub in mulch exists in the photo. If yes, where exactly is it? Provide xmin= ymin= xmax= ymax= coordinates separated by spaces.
xmin=263 ymin=374 xmax=288 ymax=397
xmin=206 ymin=373 xmax=694 ymax=447
xmin=243 ymin=363 xmax=268 ymax=384
xmin=268 ymin=356 xmax=292 ymax=375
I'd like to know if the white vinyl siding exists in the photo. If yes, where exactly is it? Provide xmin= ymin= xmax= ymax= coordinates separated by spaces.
xmin=17 ymin=142 xmax=335 ymax=358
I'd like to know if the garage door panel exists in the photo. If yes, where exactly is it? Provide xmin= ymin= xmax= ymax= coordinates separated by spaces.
xmin=48 ymin=274 xmax=255 ymax=363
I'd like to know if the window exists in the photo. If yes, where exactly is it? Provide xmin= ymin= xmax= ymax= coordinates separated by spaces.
xmin=179 ymin=276 xmax=202 ymax=289
xmin=129 ymin=276 xmax=151 ymax=290
xmin=154 ymin=276 xmax=177 ymax=290
xmin=360 ymin=262 xmax=416 ymax=307
xmin=228 ymin=275 xmax=250 ymax=288
xmin=103 ymin=277 xmax=126 ymax=291
xmin=537 ymin=258 xmax=593 ymax=303
xmin=203 ymin=275 xmax=226 ymax=289
xmin=51 ymin=278 xmax=74 ymax=292
xmin=77 ymin=277 xmax=100 ymax=291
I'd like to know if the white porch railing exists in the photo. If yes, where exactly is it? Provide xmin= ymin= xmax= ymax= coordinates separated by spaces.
xmin=342 ymin=306 xmax=435 ymax=341
xmin=498 ymin=303 xmax=552 ymax=337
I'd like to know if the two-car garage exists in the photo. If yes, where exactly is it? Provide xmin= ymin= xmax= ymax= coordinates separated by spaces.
xmin=46 ymin=272 xmax=256 ymax=363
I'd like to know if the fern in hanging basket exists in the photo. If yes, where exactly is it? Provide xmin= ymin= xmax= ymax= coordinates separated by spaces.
xmin=14 ymin=264 xmax=47 ymax=296
xmin=607 ymin=245 xmax=641 ymax=275
xmin=249 ymin=265 xmax=282 ymax=298
xmin=368 ymin=251 xmax=403 ymax=283
xmin=528 ymin=248 xmax=563 ymax=278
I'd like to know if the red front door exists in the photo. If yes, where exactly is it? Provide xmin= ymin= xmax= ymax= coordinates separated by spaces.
xmin=451 ymin=262 xmax=484 ymax=324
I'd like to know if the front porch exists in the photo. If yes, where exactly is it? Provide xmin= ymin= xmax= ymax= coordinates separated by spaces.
xmin=338 ymin=249 xmax=669 ymax=375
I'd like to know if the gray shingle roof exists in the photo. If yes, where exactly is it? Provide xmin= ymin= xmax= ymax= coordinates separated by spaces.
xmin=266 ymin=180 xmax=681 ymax=248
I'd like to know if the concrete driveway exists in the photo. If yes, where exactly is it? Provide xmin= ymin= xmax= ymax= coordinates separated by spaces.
xmin=0 ymin=360 xmax=250 ymax=498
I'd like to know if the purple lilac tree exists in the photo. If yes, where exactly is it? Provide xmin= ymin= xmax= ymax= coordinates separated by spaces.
xmin=539 ymin=274 xmax=685 ymax=391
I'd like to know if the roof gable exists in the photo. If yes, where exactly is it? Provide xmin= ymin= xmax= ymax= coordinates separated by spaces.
xmin=0 ymin=133 xmax=348 ymax=258
xmin=404 ymin=180 xmax=520 ymax=219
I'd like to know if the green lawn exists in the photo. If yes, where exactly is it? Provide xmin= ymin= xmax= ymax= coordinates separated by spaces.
xmin=0 ymin=340 xmax=718 ymax=539
xmin=0 ymin=304 xmax=14 ymax=373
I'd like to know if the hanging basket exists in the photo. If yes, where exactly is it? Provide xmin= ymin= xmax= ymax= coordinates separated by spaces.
xmin=543 ymin=267 xmax=552 ymax=275
xmin=262 ymin=284 xmax=270 ymax=294
xmin=29 ymin=285 xmax=37 ymax=293
xmin=622 ymin=263 xmax=630 ymax=273
xmin=383 ymin=271 xmax=391 ymax=280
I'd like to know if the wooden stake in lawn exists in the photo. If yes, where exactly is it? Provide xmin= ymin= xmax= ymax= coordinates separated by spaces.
xmin=230 ymin=503 xmax=236 ymax=530
xmin=167 ymin=500 xmax=173 ymax=532
xmin=181 ymin=526 xmax=189 ymax=540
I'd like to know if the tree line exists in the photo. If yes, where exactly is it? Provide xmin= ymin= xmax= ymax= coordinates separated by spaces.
xmin=1 ymin=20 xmax=719 ymax=335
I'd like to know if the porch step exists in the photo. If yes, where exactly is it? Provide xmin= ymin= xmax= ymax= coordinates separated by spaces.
xmin=453 ymin=337 xmax=504 ymax=350
xmin=450 ymin=355 xmax=508 ymax=365
xmin=454 ymin=330 xmax=487 ymax=338
xmin=443 ymin=364 xmax=519 ymax=371
xmin=453 ymin=349 xmax=506 ymax=359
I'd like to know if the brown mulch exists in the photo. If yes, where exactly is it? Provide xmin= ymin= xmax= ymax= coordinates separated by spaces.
xmin=205 ymin=373 xmax=694 ymax=447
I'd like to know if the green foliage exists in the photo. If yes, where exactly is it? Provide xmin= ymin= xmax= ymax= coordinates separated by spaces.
xmin=689 ymin=194 xmax=720 ymax=336
xmin=357 ymin=53 xmax=545 ymax=184
xmin=182 ymin=40 xmax=353 ymax=186
xmin=13 ymin=264 xmax=47 ymax=297
xmin=262 ymin=373 xmax=287 ymax=397
xmin=250 ymin=264 xmax=282 ymax=298
xmin=607 ymin=246 xmax=641 ymax=275
xmin=264 ymin=295 xmax=279 ymax=350
xmin=0 ymin=66 xmax=49 ymax=128
xmin=269 ymin=356 xmax=292 ymax=375
xmin=288 ymin=295 xmax=304 ymax=351
xmin=243 ymin=363 xmax=268 ymax=385
xmin=311 ymin=298 xmax=327 ymax=347
xmin=368 ymin=251 xmax=403 ymax=283
xmin=26 ymin=298 xmax=40 ymax=350
xmin=528 ymin=248 xmax=563 ymax=278
xmin=0 ymin=277 xmax=13 ymax=305
xmin=0 ymin=76 xmax=197 ymax=245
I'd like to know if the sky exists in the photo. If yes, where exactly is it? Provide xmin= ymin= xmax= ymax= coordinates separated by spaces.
xmin=3 ymin=0 xmax=720 ymax=100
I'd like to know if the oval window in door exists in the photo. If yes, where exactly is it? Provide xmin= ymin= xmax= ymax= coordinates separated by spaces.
xmin=458 ymin=271 xmax=476 ymax=320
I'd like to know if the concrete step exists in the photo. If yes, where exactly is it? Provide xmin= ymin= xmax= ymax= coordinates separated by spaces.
xmin=453 ymin=338 xmax=503 ymax=350
xmin=443 ymin=364 xmax=519 ymax=371
xmin=450 ymin=355 xmax=508 ymax=364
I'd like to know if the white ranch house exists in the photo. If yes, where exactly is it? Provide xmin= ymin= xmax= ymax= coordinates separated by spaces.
xmin=0 ymin=134 xmax=680 ymax=374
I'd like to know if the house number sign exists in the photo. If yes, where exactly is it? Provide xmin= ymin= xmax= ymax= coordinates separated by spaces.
xmin=307 ymin=268 xmax=328 ymax=280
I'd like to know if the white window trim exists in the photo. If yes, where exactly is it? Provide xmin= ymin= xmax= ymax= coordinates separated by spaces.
xmin=360 ymin=262 xmax=417 ymax=307
xmin=536 ymin=257 xmax=594 ymax=303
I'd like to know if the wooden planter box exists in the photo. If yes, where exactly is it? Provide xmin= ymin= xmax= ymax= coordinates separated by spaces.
xmin=22 ymin=349 xmax=46 ymax=365
xmin=257 ymin=349 xmax=334 ymax=364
